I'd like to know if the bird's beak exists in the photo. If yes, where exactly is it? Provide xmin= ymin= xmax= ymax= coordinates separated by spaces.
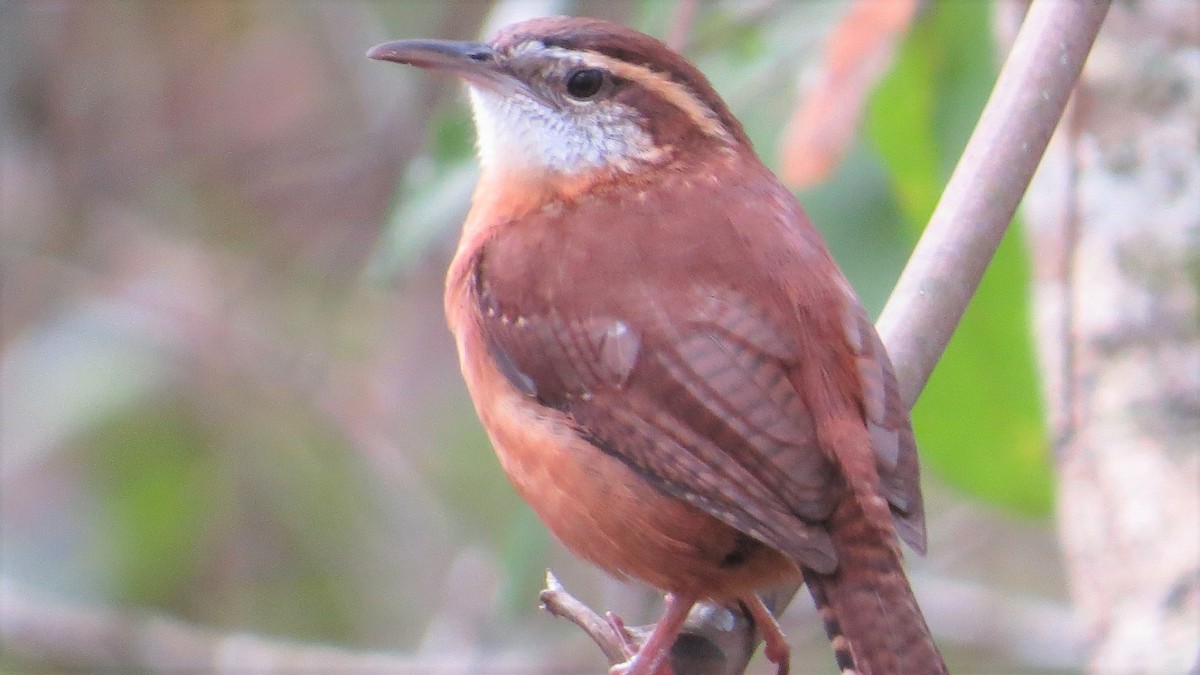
xmin=367 ymin=39 xmax=520 ymax=95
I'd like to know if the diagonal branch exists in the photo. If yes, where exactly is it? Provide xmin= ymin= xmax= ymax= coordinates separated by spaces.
xmin=875 ymin=0 xmax=1111 ymax=409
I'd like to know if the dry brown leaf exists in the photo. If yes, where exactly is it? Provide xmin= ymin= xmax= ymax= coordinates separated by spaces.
xmin=780 ymin=0 xmax=920 ymax=188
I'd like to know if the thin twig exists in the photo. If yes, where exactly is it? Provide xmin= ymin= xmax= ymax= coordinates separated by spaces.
xmin=665 ymin=0 xmax=700 ymax=52
xmin=538 ymin=571 xmax=630 ymax=665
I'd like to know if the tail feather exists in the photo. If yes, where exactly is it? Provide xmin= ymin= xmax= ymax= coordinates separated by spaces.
xmin=804 ymin=498 xmax=946 ymax=675
xmin=806 ymin=575 xmax=858 ymax=673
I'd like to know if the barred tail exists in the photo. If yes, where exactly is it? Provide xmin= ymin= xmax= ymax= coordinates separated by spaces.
xmin=805 ymin=571 xmax=859 ymax=673
xmin=803 ymin=498 xmax=946 ymax=675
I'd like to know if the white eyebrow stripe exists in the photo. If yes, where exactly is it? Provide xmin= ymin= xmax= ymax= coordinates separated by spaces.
xmin=531 ymin=45 xmax=733 ymax=144
xmin=585 ymin=53 xmax=733 ymax=143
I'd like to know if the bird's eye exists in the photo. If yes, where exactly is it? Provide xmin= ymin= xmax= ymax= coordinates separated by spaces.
xmin=565 ymin=68 xmax=605 ymax=100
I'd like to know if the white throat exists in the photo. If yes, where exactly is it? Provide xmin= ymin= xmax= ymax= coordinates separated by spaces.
xmin=467 ymin=86 xmax=663 ymax=177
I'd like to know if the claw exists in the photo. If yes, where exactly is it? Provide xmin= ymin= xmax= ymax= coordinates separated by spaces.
xmin=607 ymin=594 xmax=697 ymax=675
xmin=605 ymin=611 xmax=640 ymax=660
xmin=742 ymin=595 xmax=791 ymax=675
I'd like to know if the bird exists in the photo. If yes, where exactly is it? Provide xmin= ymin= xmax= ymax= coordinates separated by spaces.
xmin=368 ymin=16 xmax=946 ymax=675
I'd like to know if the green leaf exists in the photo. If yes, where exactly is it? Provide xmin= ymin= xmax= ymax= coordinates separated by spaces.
xmin=914 ymin=231 xmax=1053 ymax=513
xmin=867 ymin=3 xmax=1052 ymax=515
xmin=84 ymin=404 xmax=219 ymax=605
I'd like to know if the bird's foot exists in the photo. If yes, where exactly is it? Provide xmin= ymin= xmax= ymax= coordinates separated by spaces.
xmin=606 ymin=612 xmax=672 ymax=674
xmin=605 ymin=611 xmax=641 ymax=660
xmin=742 ymin=595 xmax=791 ymax=675
xmin=607 ymin=593 xmax=697 ymax=675
xmin=764 ymin=641 xmax=791 ymax=675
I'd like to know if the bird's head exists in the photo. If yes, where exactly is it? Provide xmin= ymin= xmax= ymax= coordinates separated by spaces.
xmin=368 ymin=17 xmax=751 ymax=184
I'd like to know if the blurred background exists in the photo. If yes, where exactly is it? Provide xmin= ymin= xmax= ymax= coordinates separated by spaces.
xmin=1 ymin=1 xmax=1074 ymax=672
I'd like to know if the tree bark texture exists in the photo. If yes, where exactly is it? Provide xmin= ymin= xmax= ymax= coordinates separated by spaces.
xmin=1010 ymin=1 xmax=1200 ymax=671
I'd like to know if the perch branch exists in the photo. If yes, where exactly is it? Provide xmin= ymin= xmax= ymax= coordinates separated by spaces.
xmin=538 ymin=571 xmax=630 ymax=665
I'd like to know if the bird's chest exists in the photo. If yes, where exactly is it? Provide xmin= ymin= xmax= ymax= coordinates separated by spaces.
xmin=448 ymin=306 xmax=796 ymax=599
xmin=443 ymin=211 xmax=798 ymax=597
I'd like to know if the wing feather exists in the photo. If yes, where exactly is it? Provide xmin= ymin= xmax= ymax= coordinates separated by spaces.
xmin=466 ymin=170 xmax=927 ymax=567
xmin=840 ymin=294 xmax=926 ymax=553
xmin=478 ymin=273 xmax=843 ymax=571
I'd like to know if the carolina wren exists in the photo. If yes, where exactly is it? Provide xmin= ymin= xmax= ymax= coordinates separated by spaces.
xmin=370 ymin=16 xmax=946 ymax=675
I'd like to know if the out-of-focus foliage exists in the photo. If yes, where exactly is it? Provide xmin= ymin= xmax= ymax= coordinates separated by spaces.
xmin=0 ymin=2 xmax=1066 ymax=673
